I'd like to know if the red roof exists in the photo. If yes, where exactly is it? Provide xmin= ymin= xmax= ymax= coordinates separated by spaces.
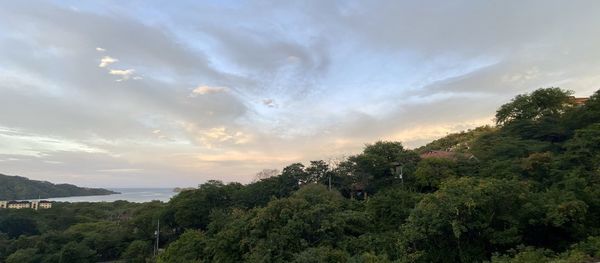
xmin=573 ymin=97 xmax=589 ymax=105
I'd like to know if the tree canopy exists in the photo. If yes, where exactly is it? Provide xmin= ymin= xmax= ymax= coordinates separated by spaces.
xmin=495 ymin=87 xmax=576 ymax=125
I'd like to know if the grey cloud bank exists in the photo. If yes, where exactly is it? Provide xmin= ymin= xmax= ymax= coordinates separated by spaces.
xmin=0 ymin=1 xmax=598 ymax=187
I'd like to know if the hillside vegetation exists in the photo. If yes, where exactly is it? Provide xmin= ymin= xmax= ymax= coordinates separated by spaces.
xmin=1 ymin=87 xmax=600 ymax=263
xmin=0 ymin=174 xmax=117 ymax=200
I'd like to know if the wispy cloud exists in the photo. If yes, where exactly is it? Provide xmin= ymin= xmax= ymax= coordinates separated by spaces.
xmin=190 ymin=85 xmax=228 ymax=97
xmin=96 ymin=168 xmax=143 ymax=173
xmin=0 ymin=126 xmax=106 ymax=157
xmin=109 ymin=69 xmax=135 ymax=81
xmin=99 ymin=56 xmax=118 ymax=68
xmin=261 ymin=98 xmax=277 ymax=108
xmin=182 ymin=123 xmax=251 ymax=148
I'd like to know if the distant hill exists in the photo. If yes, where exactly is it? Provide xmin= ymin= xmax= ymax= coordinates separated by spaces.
xmin=0 ymin=174 xmax=118 ymax=200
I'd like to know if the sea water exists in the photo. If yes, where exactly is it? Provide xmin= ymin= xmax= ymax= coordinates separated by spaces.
xmin=43 ymin=188 xmax=177 ymax=203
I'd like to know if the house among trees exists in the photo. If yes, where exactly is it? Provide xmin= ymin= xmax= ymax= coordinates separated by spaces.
xmin=0 ymin=200 xmax=52 ymax=210
xmin=571 ymin=96 xmax=589 ymax=105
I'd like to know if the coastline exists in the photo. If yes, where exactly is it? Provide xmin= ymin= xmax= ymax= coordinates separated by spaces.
xmin=35 ymin=188 xmax=177 ymax=203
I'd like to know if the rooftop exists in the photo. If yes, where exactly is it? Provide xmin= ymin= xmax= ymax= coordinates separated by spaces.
xmin=571 ymin=97 xmax=589 ymax=105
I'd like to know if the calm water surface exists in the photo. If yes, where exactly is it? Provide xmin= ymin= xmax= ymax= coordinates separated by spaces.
xmin=44 ymin=188 xmax=177 ymax=203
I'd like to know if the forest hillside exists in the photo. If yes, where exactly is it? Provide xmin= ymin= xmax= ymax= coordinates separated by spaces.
xmin=0 ymin=174 xmax=117 ymax=200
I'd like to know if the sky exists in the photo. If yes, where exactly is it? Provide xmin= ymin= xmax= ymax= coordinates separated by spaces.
xmin=1 ymin=1 xmax=599 ymax=187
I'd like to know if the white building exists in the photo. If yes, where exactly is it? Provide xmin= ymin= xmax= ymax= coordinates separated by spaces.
xmin=0 ymin=200 xmax=52 ymax=210
xmin=7 ymin=201 xmax=31 ymax=209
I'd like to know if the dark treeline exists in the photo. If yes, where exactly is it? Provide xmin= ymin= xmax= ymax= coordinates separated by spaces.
xmin=1 ymin=87 xmax=600 ymax=262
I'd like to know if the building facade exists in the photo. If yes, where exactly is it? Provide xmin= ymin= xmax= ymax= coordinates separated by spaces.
xmin=7 ymin=201 xmax=31 ymax=209
xmin=39 ymin=201 xmax=52 ymax=209
xmin=0 ymin=200 xmax=52 ymax=210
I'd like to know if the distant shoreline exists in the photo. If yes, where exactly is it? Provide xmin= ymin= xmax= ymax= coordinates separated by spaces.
xmin=18 ymin=191 xmax=120 ymax=202
xmin=33 ymin=188 xmax=177 ymax=203
xmin=13 ymin=190 xmax=120 ymax=201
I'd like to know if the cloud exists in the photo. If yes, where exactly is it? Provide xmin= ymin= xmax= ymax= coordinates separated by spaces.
xmin=183 ymin=124 xmax=252 ymax=148
xmin=99 ymin=56 xmax=118 ymax=67
xmin=109 ymin=69 xmax=135 ymax=81
xmin=1 ymin=1 xmax=599 ymax=187
xmin=190 ymin=85 xmax=228 ymax=97
xmin=96 ymin=168 xmax=143 ymax=173
xmin=0 ymin=151 xmax=202 ymax=187
xmin=261 ymin=98 xmax=277 ymax=108
xmin=151 ymin=129 xmax=171 ymax=140
xmin=0 ymin=126 xmax=106 ymax=157
xmin=194 ymin=150 xmax=298 ymax=163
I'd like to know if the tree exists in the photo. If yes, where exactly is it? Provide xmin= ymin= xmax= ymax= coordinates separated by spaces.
xmin=203 ymin=185 xmax=363 ymax=262
xmin=495 ymin=87 xmax=575 ymax=125
xmin=366 ymin=188 xmax=422 ymax=231
xmin=520 ymin=152 xmax=557 ymax=184
xmin=491 ymin=237 xmax=600 ymax=263
xmin=0 ymin=215 xmax=39 ymax=238
xmin=403 ymin=177 xmax=534 ymax=262
xmin=416 ymin=126 xmax=495 ymax=153
xmin=564 ymin=123 xmax=600 ymax=170
xmin=306 ymin=160 xmax=331 ymax=185
xmin=242 ymin=185 xmax=347 ymax=262
xmin=490 ymin=247 xmax=555 ymax=263
xmin=63 ymin=222 xmax=128 ymax=261
xmin=122 ymin=240 xmax=151 ymax=263
xmin=281 ymin=163 xmax=309 ymax=184
xmin=414 ymin=158 xmax=457 ymax=191
xmin=470 ymin=132 xmax=550 ymax=179
xmin=166 ymin=180 xmax=243 ymax=229
xmin=59 ymin=242 xmax=96 ymax=263
xmin=348 ymin=141 xmax=420 ymax=193
xmin=293 ymin=247 xmax=350 ymax=262
xmin=6 ymin=248 xmax=41 ymax=263
xmin=563 ymin=89 xmax=600 ymax=130
xmin=253 ymin=169 xmax=280 ymax=182
xmin=158 ymin=230 xmax=206 ymax=263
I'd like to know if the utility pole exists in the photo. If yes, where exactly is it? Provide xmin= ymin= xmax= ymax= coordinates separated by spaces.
xmin=154 ymin=219 xmax=160 ymax=256
xmin=399 ymin=166 xmax=404 ymax=188
xmin=390 ymin=162 xmax=404 ymax=188
xmin=328 ymin=173 xmax=332 ymax=191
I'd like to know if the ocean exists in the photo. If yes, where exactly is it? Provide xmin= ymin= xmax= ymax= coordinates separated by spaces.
xmin=43 ymin=188 xmax=178 ymax=203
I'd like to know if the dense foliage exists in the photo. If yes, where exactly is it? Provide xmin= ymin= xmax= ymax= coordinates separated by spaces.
xmin=0 ymin=201 xmax=165 ymax=262
xmin=1 ymin=87 xmax=599 ymax=262
xmin=0 ymin=174 xmax=117 ymax=200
